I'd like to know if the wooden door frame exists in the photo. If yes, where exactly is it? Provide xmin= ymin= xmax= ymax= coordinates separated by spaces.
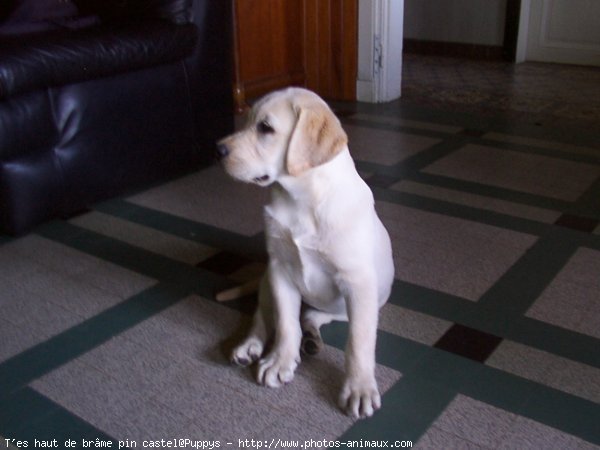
xmin=357 ymin=0 xmax=403 ymax=103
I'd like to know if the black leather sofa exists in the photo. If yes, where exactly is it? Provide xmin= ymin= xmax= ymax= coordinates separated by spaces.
xmin=0 ymin=0 xmax=233 ymax=235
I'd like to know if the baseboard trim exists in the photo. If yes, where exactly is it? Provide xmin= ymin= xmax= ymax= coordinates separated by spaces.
xmin=404 ymin=39 xmax=505 ymax=60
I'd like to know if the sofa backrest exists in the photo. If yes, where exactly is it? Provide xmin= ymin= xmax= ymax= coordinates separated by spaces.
xmin=0 ymin=0 xmax=192 ymax=36
xmin=74 ymin=0 xmax=193 ymax=24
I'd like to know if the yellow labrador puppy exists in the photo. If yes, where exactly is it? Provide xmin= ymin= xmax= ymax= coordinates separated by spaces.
xmin=216 ymin=87 xmax=394 ymax=419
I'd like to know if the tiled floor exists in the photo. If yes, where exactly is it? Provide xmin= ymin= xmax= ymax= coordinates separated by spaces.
xmin=401 ymin=54 xmax=600 ymax=131
xmin=1 ymin=55 xmax=599 ymax=449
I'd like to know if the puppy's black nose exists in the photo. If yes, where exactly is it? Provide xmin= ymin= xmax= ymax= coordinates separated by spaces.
xmin=215 ymin=143 xmax=229 ymax=161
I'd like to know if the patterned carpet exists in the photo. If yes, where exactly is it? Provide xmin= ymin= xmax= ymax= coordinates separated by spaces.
xmin=1 ymin=70 xmax=600 ymax=449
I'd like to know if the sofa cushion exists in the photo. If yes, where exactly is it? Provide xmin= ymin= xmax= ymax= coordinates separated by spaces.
xmin=0 ymin=20 xmax=197 ymax=99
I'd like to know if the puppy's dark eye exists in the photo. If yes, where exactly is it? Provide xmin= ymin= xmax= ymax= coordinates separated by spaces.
xmin=257 ymin=120 xmax=275 ymax=134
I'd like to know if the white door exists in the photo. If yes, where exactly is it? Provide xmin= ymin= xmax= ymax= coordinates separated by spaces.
xmin=520 ymin=0 xmax=600 ymax=66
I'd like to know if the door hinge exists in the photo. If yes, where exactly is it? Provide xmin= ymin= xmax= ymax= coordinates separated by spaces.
xmin=374 ymin=34 xmax=383 ymax=74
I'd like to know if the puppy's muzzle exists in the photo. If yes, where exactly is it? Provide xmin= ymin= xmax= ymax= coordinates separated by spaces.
xmin=215 ymin=143 xmax=229 ymax=161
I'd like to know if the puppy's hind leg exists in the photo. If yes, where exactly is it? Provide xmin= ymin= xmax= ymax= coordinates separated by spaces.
xmin=231 ymin=276 xmax=272 ymax=367
xmin=301 ymin=307 xmax=347 ymax=356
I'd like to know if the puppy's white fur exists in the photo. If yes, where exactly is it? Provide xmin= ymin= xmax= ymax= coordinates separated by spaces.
xmin=217 ymin=88 xmax=394 ymax=419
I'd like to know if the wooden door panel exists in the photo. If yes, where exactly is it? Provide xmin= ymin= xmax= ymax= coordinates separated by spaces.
xmin=303 ymin=0 xmax=358 ymax=99
xmin=235 ymin=0 xmax=305 ymax=100
xmin=233 ymin=0 xmax=357 ymax=106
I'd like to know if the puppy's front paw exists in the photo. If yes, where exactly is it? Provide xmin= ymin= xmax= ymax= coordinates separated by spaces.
xmin=339 ymin=375 xmax=381 ymax=419
xmin=257 ymin=351 xmax=300 ymax=388
xmin=231 ymin=337 xmax=263 ymax=367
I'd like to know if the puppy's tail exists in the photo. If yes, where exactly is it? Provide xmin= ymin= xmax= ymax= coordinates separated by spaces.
xmin=215 ymin=278 xmax=261 ymax=302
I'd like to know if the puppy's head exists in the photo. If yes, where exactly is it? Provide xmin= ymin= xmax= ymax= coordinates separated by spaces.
xmin=216 ymin=87 xmax=347 ymax=186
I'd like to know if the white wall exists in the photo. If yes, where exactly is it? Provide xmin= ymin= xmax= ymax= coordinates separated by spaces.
xmin=404 ymin=0 xmax=507 ymax=46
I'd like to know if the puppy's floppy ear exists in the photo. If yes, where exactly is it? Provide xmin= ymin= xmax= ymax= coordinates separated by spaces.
xmin=286 ymin=103 xmax=348 ymax=177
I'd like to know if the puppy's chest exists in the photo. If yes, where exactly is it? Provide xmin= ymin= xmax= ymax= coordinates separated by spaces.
xmin=264 ymin=206 xmax=324 ymax=265
xmin=264 ymin=205 xmax=337 ymax=297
